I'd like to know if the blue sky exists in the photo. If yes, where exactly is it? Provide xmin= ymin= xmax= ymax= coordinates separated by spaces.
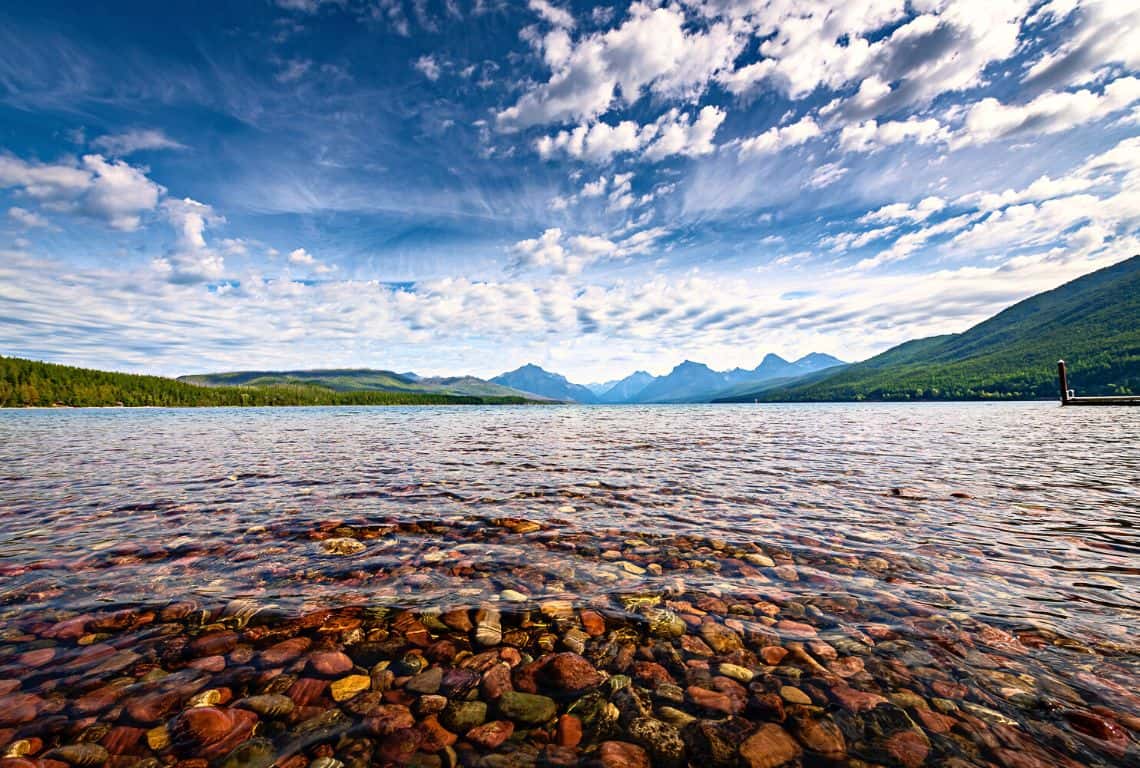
xmin=1 ymin=0 xmax=1138 ymax=381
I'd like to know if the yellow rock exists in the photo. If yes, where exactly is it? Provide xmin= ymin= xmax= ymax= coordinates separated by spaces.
xmin=187 ymin=689 xmax=225 ymax=707
xmin=146 ymin=725 xmax=171 ymax=752
xmin=330 ymin=674 xmax=371 ymax=702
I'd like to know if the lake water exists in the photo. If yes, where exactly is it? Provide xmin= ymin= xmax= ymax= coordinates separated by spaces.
xmin=0 ymin=403 xmax=1137 ymax=767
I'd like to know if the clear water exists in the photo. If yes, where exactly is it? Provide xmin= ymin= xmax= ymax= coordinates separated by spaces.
xmin=0 ymin=403 xmax=1137 ymax=765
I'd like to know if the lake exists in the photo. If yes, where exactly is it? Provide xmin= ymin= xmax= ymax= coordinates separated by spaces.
xmin=0 ymin=403 xmax=1137 ymax=767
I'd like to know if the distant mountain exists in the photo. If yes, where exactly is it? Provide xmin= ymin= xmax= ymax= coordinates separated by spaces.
xmin=627 ymin=354 xmax=847 ymax=403
xmin=598 ymin=371 xmax=656 ymax=403
xmin=179 ymin=368 xmax=539 ymax=400
xmin=720 ymin=255 xmax=1140 ymax=402
xmin=490 ymin=364 xmax=599 ymax=403
xmin=2 ymin=358 xmax=538 ymax=407
xmin=584 ymin=380 xmax=619 ymax=395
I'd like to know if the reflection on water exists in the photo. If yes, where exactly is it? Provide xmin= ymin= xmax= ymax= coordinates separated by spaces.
xmin=0 ymin=403 xmax=1136 ymax=767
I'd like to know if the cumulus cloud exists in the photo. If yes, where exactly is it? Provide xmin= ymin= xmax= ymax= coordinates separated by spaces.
xmin=1021 ymin=3 xmax=1140 ymax=91
xmin=156 ymin=198 xmax=225 ymax=283
xmin=806 ymin=162 xmax=847 ymax=189
xmin=860 ymin=196 xmax=946 ymax=224
xmin=0 ymin=153 xmax=163 ymax=231
xmin=413 ymin=55 xmax=441 ymax=81
xmin=528 ymin=0 xmax=574 ymax=28
xmin=509 ymin=224 xmax=666 ymax=274
xmin=737 ymin=115 xmax=821 ymax=157
xmin=839 ymin=117 xmax=948 ymax=153
xmin=91 ymin=129 xmax=186 ymax=156
xmin=498 ymin=3 xmax=743 ymax=129
xmin=7 ymin=206 xmax=50 ymax=229
xmin=952 ymin=76 xmax=1140 ymax=148
xmin=536 ymin=105 xmax=726 ymax=163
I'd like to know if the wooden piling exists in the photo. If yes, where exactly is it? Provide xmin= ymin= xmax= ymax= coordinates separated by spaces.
xmin=1057 ymin=360 xmax=1069 ymax=404
xmin=1057 ymin=358 xmax=1140 ymax=405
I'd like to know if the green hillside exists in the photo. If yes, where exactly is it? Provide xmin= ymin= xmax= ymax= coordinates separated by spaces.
xmin=0 ymin=358 xmax=537 ymax=407
xmin=179 ymin=369 xmax=543 ymax=400
xmin=721 ymin=255 xmax=1140 ymax=402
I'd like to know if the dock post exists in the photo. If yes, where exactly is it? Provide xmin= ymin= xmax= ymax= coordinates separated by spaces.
xmin=1057 ymin=360 xmax=1069 ymax=405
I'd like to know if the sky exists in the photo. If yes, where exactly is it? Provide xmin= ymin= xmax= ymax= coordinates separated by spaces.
xmin=1 ymin=0 xmax=1138 ymax=383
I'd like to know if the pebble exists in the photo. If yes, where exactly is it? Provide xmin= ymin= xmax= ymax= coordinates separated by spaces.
xmin=497 ymin=691 xmax=557 ymax=725
xmin=739 ymin=723 xmax=801 ymax=768
xmin=598 ymin=741 xmax=649 ymax=768
xmin=320 ymin=538 xmax=365 ymax=556
xmin=329 ymin=675 xmax=371 ymax=702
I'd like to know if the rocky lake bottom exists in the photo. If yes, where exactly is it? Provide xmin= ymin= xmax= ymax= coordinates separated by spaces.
xmin=0 ymin=404 xmax=1136 ymax=768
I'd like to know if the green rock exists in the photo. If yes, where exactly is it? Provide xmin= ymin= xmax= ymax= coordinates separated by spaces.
xmin=497 ymin=691 xmax=557 ymax=725
xmin=441 ymin=700 xmax=488 ymax=732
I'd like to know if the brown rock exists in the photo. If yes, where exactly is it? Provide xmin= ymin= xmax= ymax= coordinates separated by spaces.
xmin=580 ymin=611 xmax=606 ymax=637
xmin=189 ymin=631 xmax=238 ymax=657
xmin=598 ymin=741 xmax=649 ymax=768
xmin=466 ymin=720 xmax=514 ymax=749
xmin=168 ymin=707 xmax=258 ymax=760
xmin=557 ymin=714 xmax=583 ymax=747
xmin=126 ymin=691 xmax=182 ymax=725
xmin=259 ymin=637 xmax=310 ymax=666
xmin=760 ymin=646 xmax=789 ymax=665
xmin=482 ymin=662 xmax=513 ymax=700
xmin=774 ymin=620 xmax=816 ymax=639
xmin=363 ymin=704 xmax=415 ymax=736
xmin=308 ymin=650 xmax=353 ymax=677
xmin=441 ymin=608 xmax=473 ymax=633
xmin=795 ymin=716 xmax=845 ymax=759
xmin=378 ymin=728 xmax=422 ymax=764
xmin=885 ymin=730 xmax=929 ymax=768
xmin=686 ymin=686 xmax=740 ymax=715
xmin=830 ymin=685 xmax=888 ymax=712
xmin=541 ymin=653 xmax=604 ymax=693
xmin=416 ymin=715 xmax=457 ymax=752
xmin=699 ymin=621 xmax=743 ymax=653
xmin=739 ymin=723 xmax=801 ymax=768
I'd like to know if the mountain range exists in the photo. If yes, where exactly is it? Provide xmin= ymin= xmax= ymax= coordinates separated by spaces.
xmin=5 ymin=255 xmax=1135 ymax=407
xmin=718 ymin=254 xmax=1140 ymax=401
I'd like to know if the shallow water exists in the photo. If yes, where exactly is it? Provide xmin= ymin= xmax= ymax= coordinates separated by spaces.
xmin=0 ymin=403 xmax=1137 ymax=767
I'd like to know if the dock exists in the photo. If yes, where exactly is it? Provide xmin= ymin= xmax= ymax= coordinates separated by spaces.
xmin=1058 ymin=360 xmax=1140 ymax=406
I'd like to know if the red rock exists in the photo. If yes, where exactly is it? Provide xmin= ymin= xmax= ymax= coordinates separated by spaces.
xmin=914 ymin=707 xmax=956 ymax=734
xmin=287 ymin=677 xmax=330 ymax=706
xmin=378 ymin=728 xmax=422 ymax=764
xmin=308 ymin=650 xmax=353 ymax=677
xmin=44 ymin=616 xmax=90 ymax=640
xmin=482 ymin=662 xmax=513 ymax=700
xmin=760 ymin=646 xmax=789 ymax=665
xmin=0 ymin=694 xmax=39 ymax=726
xmin=17 ymin=648 xmax=56 ymax=669
xmin=632 ymin=662 xmax=674 ymax=686
xmin=680 ymin=635 xmax=714 ymax=658
xmin=187 ymin=655 xmax=226 ymax=672
xmin=102 ymin=725 xmax=145 ymax=755
xmin=1064 ymin=710 xmax=1128 ymax=742
xmin=189 ymin=631 xmax=238 ymax=657
xmin=739 ymin=723 xmax=801 ymax=768
xmin=598 ymin=741 xmax=649 ymax=768
xmin=580 ymin=611 xmax=606 ymax=637
xmin=466 ymin=720 xmax=514 ymax=749
xmin=829 ymin=685 xmax=888 ymax=712
xmin=393 ymin=612 xmax=432 ymax=647
xmin=931 ymin=680 xmax=968 ymax=699
xmin=441 ymin=608 xmax=473 ymax=633
xmin=686 ymin=686 xmax=740 ymax=715
xmin=0 ymin=680 xmax=19 ymax=696
xmin=74 ymin=683 xmax=128 ymax=715
xmin=363 ymin=704 xmax=415 ymax=736
xmin=699 ymin=621 xmax=743 ymax=653
xmin=541 ymin=653 xmax=604 ymax=693
xmin=416 ymin=715 xmax=457 ymax=752
xmin=260 ymin=637 xmax=311 ymax=666
xmin=885 ymin=730 xmax=929 ymax=768
xmin=828 ymin=657 xmax=864 ymax=678
xmin=749 ymin=692 xmax=786 ymax=722
xmin=774 ymin=620 xmax=817 ymax=639
xmin=542 ymin=745 xmax=580 ymax=766
xmin=126 ymin=691 xmax=182 ymax=724
xmin=169 ymin=707 xmax=258 ymax=760
xmin=557 ymin=714 xmax=582 ymax=747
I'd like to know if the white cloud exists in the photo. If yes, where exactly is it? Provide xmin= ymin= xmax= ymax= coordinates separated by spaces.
xmin=860 ymin=196 xmax=946 ymax=224
xmin=580 ymin=177 xmax=608 ymax=197
xmin=1022 ymin=4 xmax=1140 ymax=90
xmin=854 ymin=214 xmax=975 ymax=270
xmin=276 ymin=59 xmax=312 ymax=83
xmin=528 ymin=0 xmax=574 ymax=28
xmin=839 ymin=117 xmax=948 ymax=153
xmin=158 ymin=198 xmax=225 ymax=283
xmin=953 ymin=76 xmax=1140 ymax=148
xmin=807 ymin=162 xmax=847 ymax=189
xmin=498 ymin=3 xmax=744 ymax=129
xmin=7 ymin=206 xmax=49 ymax=229
xmin=509 ymin=223 xmax=665 ymax=274
xmin=289 ymin=248 xmax=315 ymax=264
xmin=91 ymin=129 xmax=186 ymax=156
xmin=536 ymin=105 xmax=726 ymax=163
xmin=0 ymin=153 xmax=164 ymax=231
xmin=413 ymin=55 xmax=441 ymax=81
xmin=737 ymin=115 xmax=820 ymax=157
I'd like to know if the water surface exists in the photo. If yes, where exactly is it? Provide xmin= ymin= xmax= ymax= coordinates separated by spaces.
xmin=0 ymin=404 xmax=1137 ymax=766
